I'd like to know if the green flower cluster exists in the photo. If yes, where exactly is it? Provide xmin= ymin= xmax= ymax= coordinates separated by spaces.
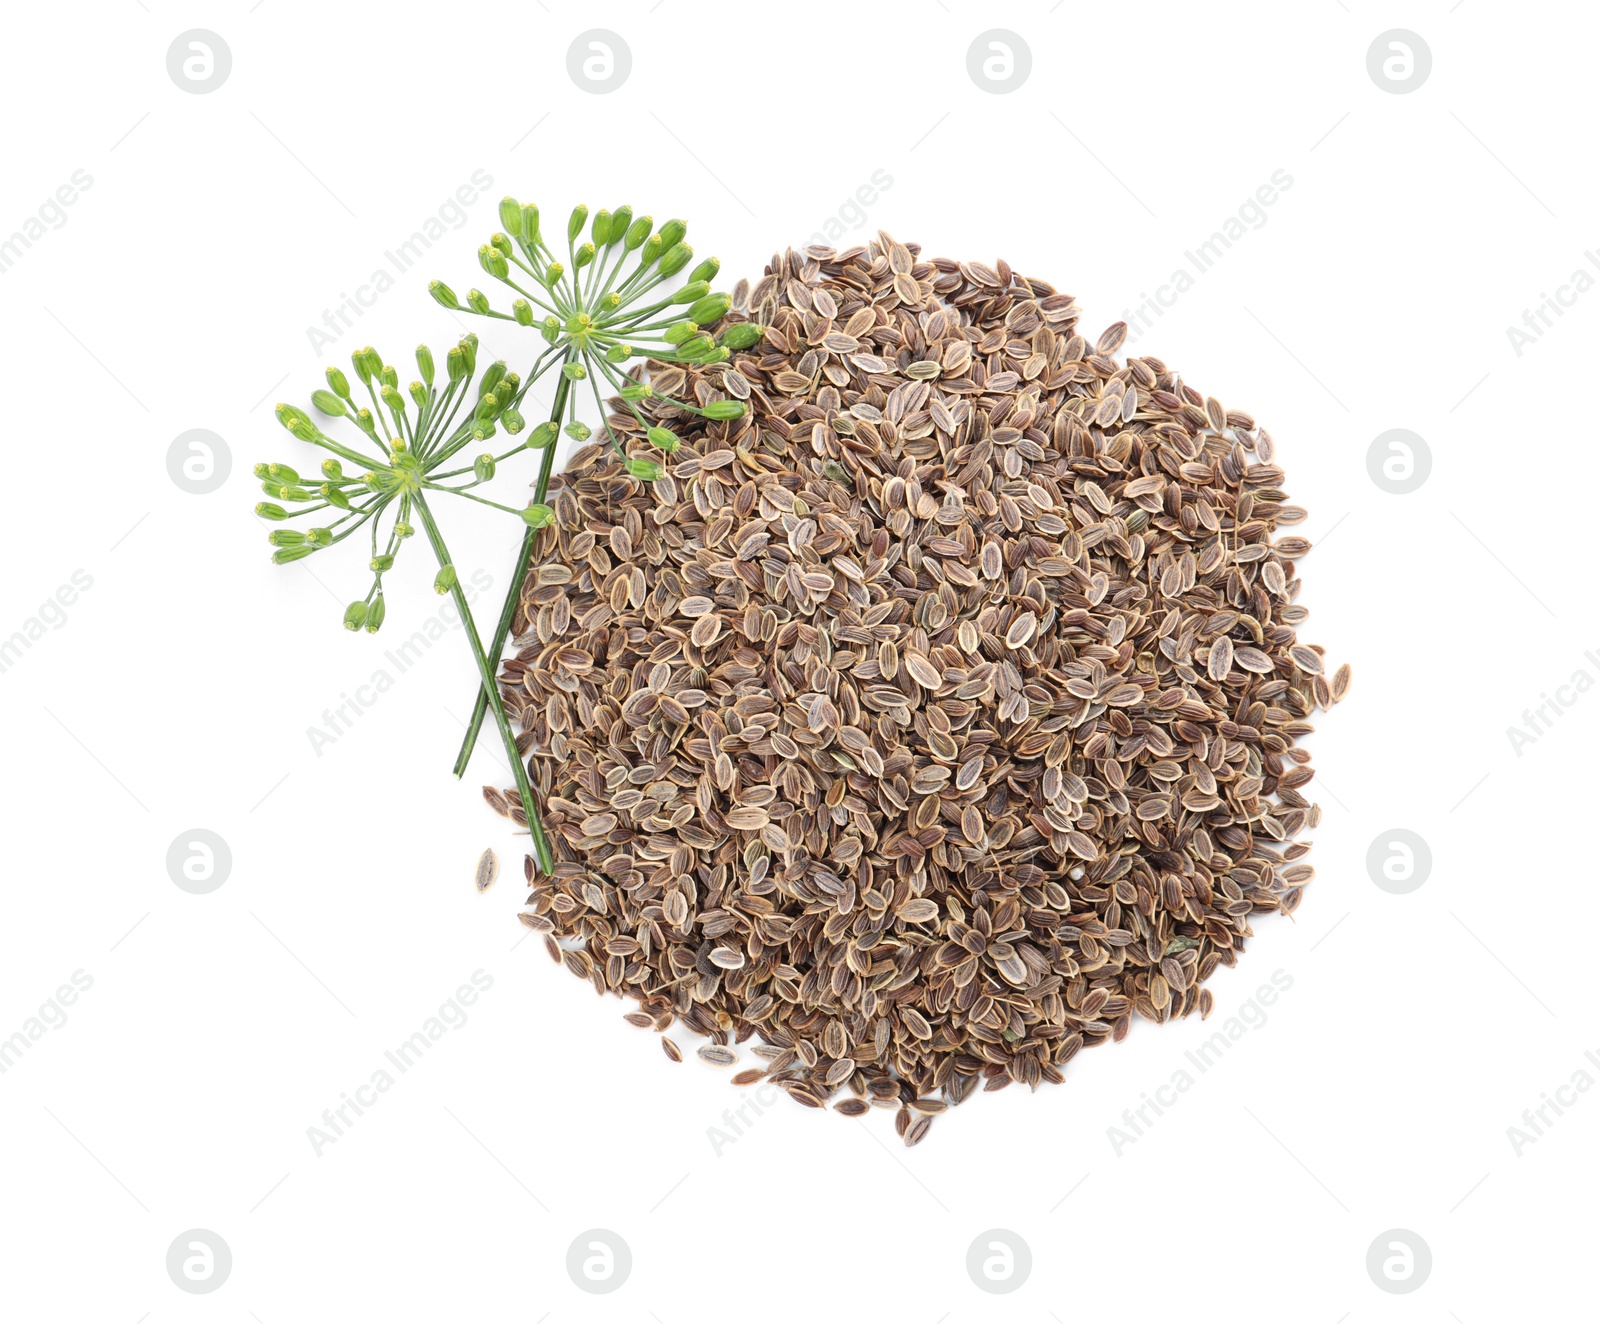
xmin=258 ymin=334 xmax=554 ymax=630
xmin=253 ymin=200 xmax=762 ymax=880
xmin=255 ymin=333 xmax=558 ymax=871
xmin=430 ymin=199 xmax=756 ymax=477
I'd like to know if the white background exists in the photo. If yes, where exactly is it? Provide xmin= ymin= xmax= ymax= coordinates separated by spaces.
xmin=1 ymin=1 xmax=1593 ymax=1318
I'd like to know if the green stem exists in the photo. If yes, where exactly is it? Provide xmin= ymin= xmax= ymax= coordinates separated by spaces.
xmin=411 ymin=488 xmax=554 ymax=876
xmin=450 ymin=350 xmax=577 ymax=780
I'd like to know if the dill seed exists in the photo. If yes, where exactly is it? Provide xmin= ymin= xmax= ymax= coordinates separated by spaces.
xmin=503 ymin=235 xmax=1344 ymax=1140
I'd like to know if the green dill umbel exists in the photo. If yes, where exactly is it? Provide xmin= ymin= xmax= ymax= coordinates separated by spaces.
xmin=433 ymin=200 xmax=758 ymax=776
xmin=256 ymin=334 xmax=559 ymax=874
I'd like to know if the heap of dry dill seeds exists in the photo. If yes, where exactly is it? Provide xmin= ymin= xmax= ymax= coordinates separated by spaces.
xmin=486 ymin=234 xmax=1348 ymax=1144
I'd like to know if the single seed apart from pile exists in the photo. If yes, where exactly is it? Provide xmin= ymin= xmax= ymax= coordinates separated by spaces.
xmin=495 ymin=234 xmax=1346 ymax=1138
xmin=474 ymin=848 xmax=498 ymax=893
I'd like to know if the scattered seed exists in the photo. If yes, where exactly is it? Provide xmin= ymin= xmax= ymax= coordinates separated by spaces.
xmin=474 ymin=847 xmax=498 ymax=893
xmin=1331 ymin=662 xmax=1352 ymax=703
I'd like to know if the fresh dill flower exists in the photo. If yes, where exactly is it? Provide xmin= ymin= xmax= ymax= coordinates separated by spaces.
xmin=431 ymin=200 xmax=758 ymax=478
xmin=434 ymin=200 xmax=761 ymax=777
xmin=255 ymin=336 xmax=557 ymax=874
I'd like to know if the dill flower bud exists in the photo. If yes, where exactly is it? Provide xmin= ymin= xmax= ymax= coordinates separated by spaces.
xmin=658 ymin=242 xmax=693 ymax=277
xmin=719 ymin=322 xmax=762 ymax=350
xmin=478 ymin=245 xmax=508 ymax=280
xmin=688 ymin=293 xmax=732 ymax=325
xmin=499 ymin=196 xmax=524 ymax=237
xmin=312 ymin=389 xmax=346 ymax=416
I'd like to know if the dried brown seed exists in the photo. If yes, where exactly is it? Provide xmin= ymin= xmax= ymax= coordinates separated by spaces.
xmin=1331 ymin=662 xmax=1352 ymax=702
xmin=501 ymin=233 xmax=1342 ymax=1146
